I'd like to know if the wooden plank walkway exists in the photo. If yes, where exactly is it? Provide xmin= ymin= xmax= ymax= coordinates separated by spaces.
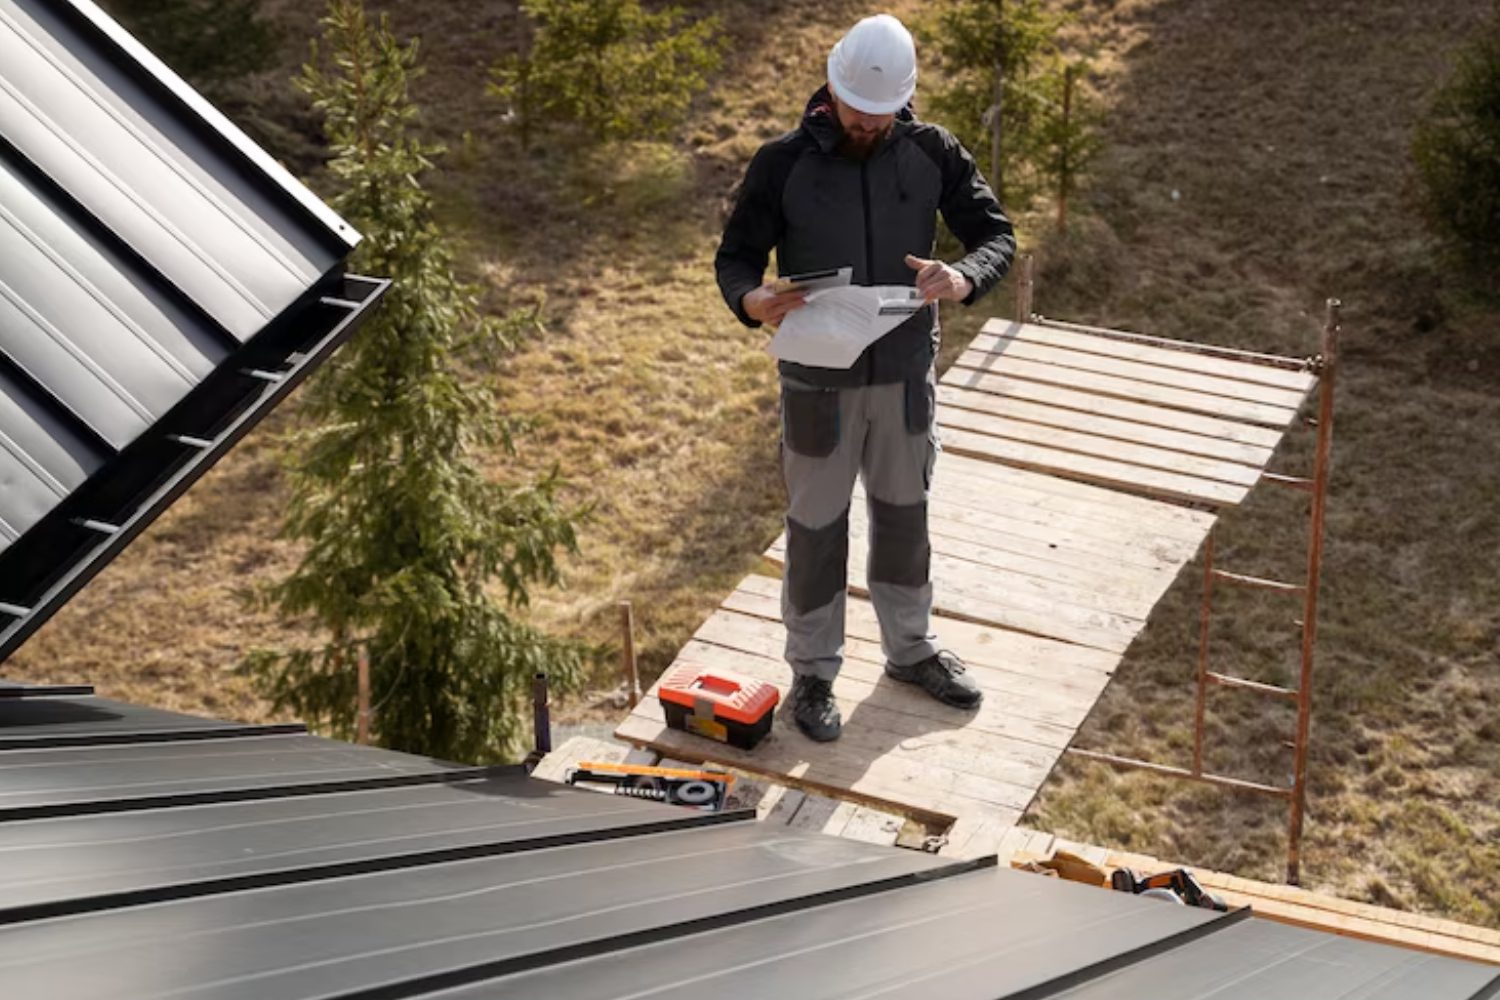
xmin=616 ymin=318 xmax=1318 ymax=857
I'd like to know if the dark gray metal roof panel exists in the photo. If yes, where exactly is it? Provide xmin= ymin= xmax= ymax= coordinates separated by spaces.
xmin=0 ymin=273 xmax=155 ymax=446
xmin=40 ymin=0 xmax=358 ymax=251
xmin=0 ymin=155 xmax=227 ymax=380
xmin=0 ymin=692 xmax=1493 ymax=999
xmin=0 ymin=775 xmax=749 ymax=922
xmin=0 ymin=412 xmax=80 ymax=536
xmin=0 ymin=0 xmax=340 ymax=338
xmin=0 ymin=180 xmax=198 ymax=440
xmin=0 ymin=823 xmax=972 ymax=1000
xmin=0 ymin=368 xmax=100 ymax=543
xmin=0 ymin=149 xmax=232 ymax=452
xmin=437 ymin=866 xmax=1232 ymax=1000
xmin=0 ymin=368 xmax=99 ymax=489
xmin=0 ymin=0 xmax=384 ymax=666
xmin=0 ymin=693 xmax=302 ymax=748
xmin=1048 ymin=916 xmax=1500 ymax=1000
xmin=0 ymin=276 xmax=388 ymax=665
xmin=0 ymin=733 xmax=480 ymax=819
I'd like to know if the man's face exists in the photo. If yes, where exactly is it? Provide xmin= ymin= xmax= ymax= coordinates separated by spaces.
xmin=831 ymin=90 xmax=895 ymax=158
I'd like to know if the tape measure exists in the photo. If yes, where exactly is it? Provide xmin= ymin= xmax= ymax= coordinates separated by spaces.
xmin=566 ymin=761 xmax=735 ymax=811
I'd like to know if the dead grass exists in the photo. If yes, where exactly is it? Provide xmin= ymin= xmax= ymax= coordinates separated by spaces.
xmin=1023 ymin=0 xmax=1500 ymax=929
xmin=7 ymin=0 xmax=1498 ymax=929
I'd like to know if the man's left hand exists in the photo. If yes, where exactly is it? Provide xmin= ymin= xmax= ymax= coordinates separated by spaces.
xmin=904 ymin=254 xmax=972 ymax=303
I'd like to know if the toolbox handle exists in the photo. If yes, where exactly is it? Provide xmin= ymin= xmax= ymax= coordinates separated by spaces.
xmin=693 ymin=674 xmax=741 ymax=696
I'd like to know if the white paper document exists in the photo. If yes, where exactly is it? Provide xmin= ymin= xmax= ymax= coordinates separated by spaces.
xmin=768 ymin=285 xmax=928 ymax=369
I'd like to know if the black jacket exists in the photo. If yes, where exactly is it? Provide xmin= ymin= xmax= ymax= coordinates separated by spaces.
xmin=715 ymin=86 xmax=1016 ymax=387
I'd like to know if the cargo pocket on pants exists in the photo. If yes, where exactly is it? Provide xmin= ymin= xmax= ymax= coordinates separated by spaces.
xmin=903 ymin=373 xmax=935 ymax=435
xmin=782 ymin=385 xmax=841 ymax=458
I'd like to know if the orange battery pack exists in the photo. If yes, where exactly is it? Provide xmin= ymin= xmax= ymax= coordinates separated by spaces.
xmin=658 ymin=664 xmax=779 ymax=750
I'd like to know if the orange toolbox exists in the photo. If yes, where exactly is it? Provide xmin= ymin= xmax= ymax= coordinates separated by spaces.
xmin=658 ymin=664 xmax=779 ymax=750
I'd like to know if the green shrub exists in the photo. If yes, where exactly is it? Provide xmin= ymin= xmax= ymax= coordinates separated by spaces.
xmin=1413 ymin=4 xmax=1500 ymax=294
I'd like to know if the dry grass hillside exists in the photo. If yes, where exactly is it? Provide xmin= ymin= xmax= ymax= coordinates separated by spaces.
xmin=8 ymin=0 xmax=1497 ymax=927
xmin=1027 ymin=0 xmax=1500 ymax=929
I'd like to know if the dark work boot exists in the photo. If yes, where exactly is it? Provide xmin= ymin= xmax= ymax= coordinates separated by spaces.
xmin=885 ymin=650 xmax=983 ymax=709
xmin=789 ymin=675 xmax=842 ymax=742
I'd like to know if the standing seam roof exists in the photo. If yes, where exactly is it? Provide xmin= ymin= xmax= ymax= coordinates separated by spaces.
xmin=0 ymin=689 xmax=1493 ymax=999
xmin=0 ymin=0 xmax=382 ymax=663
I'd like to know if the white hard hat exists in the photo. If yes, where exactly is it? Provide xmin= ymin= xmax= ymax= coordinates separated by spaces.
xmin=827 ymin=14 xmax=917 ymax=116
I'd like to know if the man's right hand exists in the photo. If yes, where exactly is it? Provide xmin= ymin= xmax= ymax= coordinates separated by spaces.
xmin=741 ymin=283 xmax=808 ymax=327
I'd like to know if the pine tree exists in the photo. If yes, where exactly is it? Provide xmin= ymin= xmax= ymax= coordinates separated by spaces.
xmin=1037 ymin=58 xmax=1103 ymax=233
xmin=244 ymin=0 xmax=588 ymax=763
xmin=490 ymin=0 xmax=725 ymax=147
xmin=917 ymin=0 xmax=1062 ymax=205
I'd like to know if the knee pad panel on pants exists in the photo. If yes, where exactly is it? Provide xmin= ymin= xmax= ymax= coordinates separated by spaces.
xmin=785 ymin=509 xmax=849 ymax=614
xmin=867 ymin=496 xmax=930 ymax=587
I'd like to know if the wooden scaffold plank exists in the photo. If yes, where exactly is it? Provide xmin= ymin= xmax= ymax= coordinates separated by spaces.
xmin=939 ymin=367 xmax=1286 ymax=448
xmin=982 ymin=319 xmax=1317 ymax=393
xmin=950 ymin=350 xmax=1301 ymax=428
xmin=967 ymin=328 xmax=1311 ymax=410
xmin=937 ymin=383 xmax=1276 ymax=467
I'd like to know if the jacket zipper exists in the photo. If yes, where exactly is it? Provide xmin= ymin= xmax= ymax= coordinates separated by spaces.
xmin=860 ymin=160 xmax=875 ymax=385
xmin=860 ymin=160 xmax=874 ymax=281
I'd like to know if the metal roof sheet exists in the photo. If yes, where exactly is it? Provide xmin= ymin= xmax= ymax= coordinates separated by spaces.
xmin=446 ymin=866 xmax=1233 ymax=1000
xmin=0 ymin=678 xmax=93 ymax=696
xmin=1049 ymin=917 xmax=1500 ymax=1000
xmin=0 ymin=0 xmax=345 ymax=337
xmin=0 ymin=733 xmax=483 ymax=821
xmin=0 ymin=692 xmax=1492 ymax=999
xmin=0 ymin=692 xmax=302 ymax=748
xmin=0 ymin=820 xmax=969 ymax=999
xmin=0 ymin=771 xmax=749 ymax=925
xmin=0 ymin=0 xmax=383 ymax=664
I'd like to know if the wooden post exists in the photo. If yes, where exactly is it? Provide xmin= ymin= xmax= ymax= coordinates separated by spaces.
xmin=619 ymin=600 xmax=641 ymax=708
xmin=1192 ymin=531 xmax=1214 ymax=775
xmin=1015 ymin=253 xmax=1035 ymax=323
xmin=1286 ymin=298 xmax=1340 ymax=886
xmin=532 ymin=672 xmax=552 ymax=756
xmin=355 ymin=643 xmax=370 ymax=745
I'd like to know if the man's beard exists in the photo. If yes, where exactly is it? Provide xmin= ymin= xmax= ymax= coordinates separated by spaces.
xmin=837 ymin=125 xmax=888 ymax=160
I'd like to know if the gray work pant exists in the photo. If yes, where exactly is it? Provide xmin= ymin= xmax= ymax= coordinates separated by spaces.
xmin=780 ymin=371 xmax=940 ymax=682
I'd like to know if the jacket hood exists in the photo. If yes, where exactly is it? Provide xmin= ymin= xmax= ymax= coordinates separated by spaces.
xmin=801 ymin=84 xmax=914 ymax=154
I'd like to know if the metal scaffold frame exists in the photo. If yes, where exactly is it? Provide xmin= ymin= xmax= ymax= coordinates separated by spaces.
xmin=1012 ymin=255 xmax=1341 ymax=885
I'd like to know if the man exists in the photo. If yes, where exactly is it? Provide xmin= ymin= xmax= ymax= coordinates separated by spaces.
xmin=715 ymin=13 xmax=1015 ymax=742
